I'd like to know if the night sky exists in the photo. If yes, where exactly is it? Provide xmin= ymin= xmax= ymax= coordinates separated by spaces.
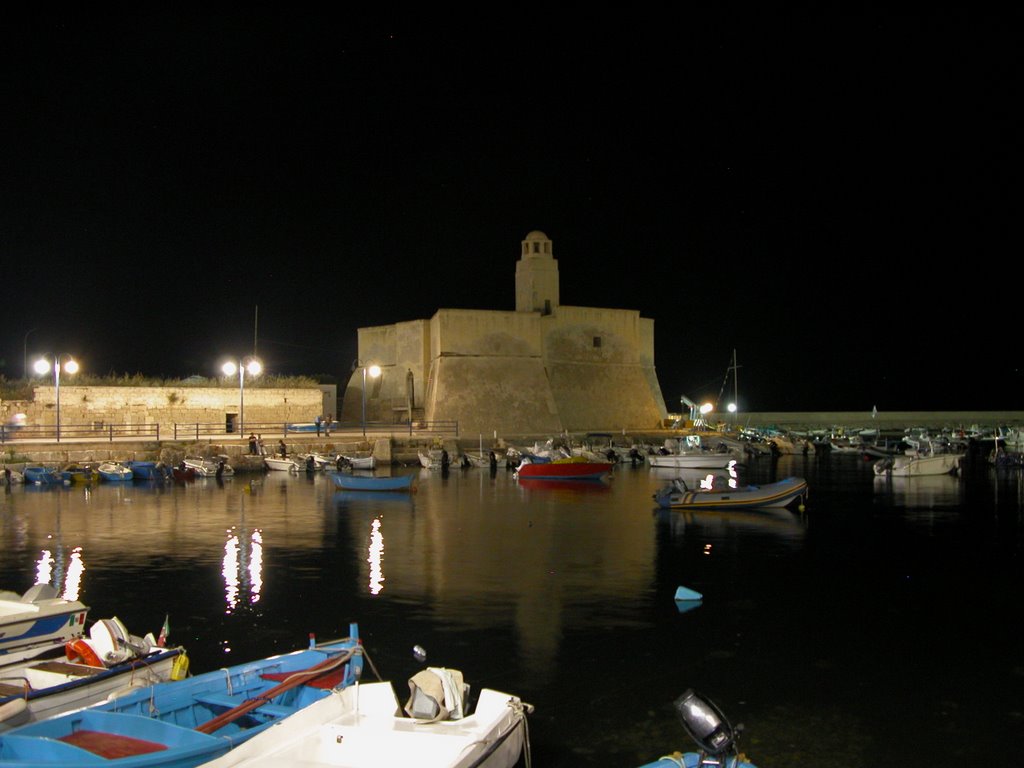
xmin=2 ymin=10 xmax=1016 ymax=413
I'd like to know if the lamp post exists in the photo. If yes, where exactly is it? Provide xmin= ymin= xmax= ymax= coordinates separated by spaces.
xmin=222 ymin=356 xmax=262 ymax=436
xmin=33 ymin=354 xmax=79 ymax=442
xmin=23 ymin=328 xmax=37 ymax=380
xmin=356 ymin=361 xmax=381 ymax=438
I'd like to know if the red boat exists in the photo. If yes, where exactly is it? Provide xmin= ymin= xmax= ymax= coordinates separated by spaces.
xmin=514 ymin=457 xmax=613 ymax=480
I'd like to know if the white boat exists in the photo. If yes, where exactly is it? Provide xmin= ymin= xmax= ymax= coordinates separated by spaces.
xmin=201 ymin=675 xmax=532 ymax=768
xmin=873 ymin=438 xmax=963 ymax=477
xmin=264 ymin=456 xmax=301 ymax=472
xmin=0 ymin=615 xmax=188 ymax=733
xmin=184 ymin=456 xmax=235 ymax=477
xmin=297 ymin=453 xmax=334 ymax=472
xmin=648 ymin=437 xmax=744 ymax=469
xmin=766 ymin=433 xmax=816 ymax=455
xmin=0 ymin=585 xmax=88 ymax=668
xmin=873 ymin=452 xmax=961 ymax=477
xmin=340 ymin=455 xmax=377 ymax=471
xmin=418 ymin=450 xmax=451 ymax=470
xmin=649 ymin=452 xmax=741 ymax=469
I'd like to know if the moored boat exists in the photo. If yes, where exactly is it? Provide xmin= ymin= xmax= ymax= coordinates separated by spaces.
xmin=653 ymin=476 xmax=808 ymax=511
xmin=0 ymin=615 xmax=188 ymax=733
xmin=514 ymin=456 xmax=613 ymax=481
xmin=200 ymin=671 xmax=532 ymax=768
xmin=339 ymin=454 xmax=376 ymax=471
xmin=59 ymin=464 xmax=97 ymax=485
xmin=264 ymin=456 xmax=301 ymax=472
xmin=638 ymin=689 xmax=758 ymax=767
xmin=0 ymin=626 xmax=364 ymax=768
xmin=96 ymin=461 xmax=134 ymax=482
xmin=0 ymin=585 xmax=88 ymax=668
xmin=124 ymin=460 xmax=168 ymax=481
xmin=872 ymin=448 xmax=961 ymax=477
xmin=184 ymin=456 xmax=235 ymax=477
xmin=21 ymin=467 xmax=61 ymax=486
xmin=330 ymin=472 xmax=415 ymax=492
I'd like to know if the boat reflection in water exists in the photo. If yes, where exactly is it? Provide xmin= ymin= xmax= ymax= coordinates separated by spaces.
xmin=872 ymin=473 xmax=963 ymax=508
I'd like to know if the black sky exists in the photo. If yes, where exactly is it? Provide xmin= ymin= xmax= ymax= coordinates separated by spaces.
xmin=1 ymin=10 xmax=1017 ymax=413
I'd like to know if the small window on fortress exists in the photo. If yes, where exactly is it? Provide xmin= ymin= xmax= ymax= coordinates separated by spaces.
xmin=593 ymin=336 xmax=602 ymax=348
xmin=533 ymin=242 xmax=540 ymax=253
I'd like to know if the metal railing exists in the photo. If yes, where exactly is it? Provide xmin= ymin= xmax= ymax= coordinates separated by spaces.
xmin=1 ymin=419 xmax=459 ymax=444
xmin=173 ymin=420 xmax=460 ymax=440
xmin=0 ymin=423 xmax=160 ymax=443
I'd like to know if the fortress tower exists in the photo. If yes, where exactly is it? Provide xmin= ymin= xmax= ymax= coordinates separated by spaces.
xmin=343 ymin=232 xmax=668 ymax=435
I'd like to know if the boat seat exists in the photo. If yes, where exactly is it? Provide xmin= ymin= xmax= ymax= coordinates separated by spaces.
xmin=0 ymin=681 xmax=29 ymax=697
xmin=193 ymin=692 xmax=296 ymax=718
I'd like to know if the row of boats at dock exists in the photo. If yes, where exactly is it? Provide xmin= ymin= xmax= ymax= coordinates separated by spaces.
xmin=0 ymin=584 xmax=751 ymax=767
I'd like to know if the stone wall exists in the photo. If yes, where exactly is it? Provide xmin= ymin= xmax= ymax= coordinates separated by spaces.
xmin=13 ymin=385 xmax=323 ymax=434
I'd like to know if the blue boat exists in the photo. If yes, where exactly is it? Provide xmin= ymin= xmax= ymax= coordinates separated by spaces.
xmin=124 ymin=460 xmax=169 ymax=481
xmin=0 ymin=625 xmax=364 ymax=768
xmin=96 ymin=461 xmax=134 ymax=482
xmin=21 ymin=467 xmax=60 ymax=485
xmin=330 ymin=472 xmax=415 ymax=492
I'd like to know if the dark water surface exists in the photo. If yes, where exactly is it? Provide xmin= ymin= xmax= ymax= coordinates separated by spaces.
xmin=1 ymin=453 xmax=1021 ymax=767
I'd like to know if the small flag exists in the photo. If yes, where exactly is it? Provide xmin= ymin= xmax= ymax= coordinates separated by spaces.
xmin=157 ymin=615 xmax=170 ymax=647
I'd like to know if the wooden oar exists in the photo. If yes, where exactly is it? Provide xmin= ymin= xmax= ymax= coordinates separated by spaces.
xmin=195 ymin=647 xmax=358 ymax=734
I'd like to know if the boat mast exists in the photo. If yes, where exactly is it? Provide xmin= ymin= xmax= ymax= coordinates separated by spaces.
xmin=732 ymin=348 xmax=739 ymax=416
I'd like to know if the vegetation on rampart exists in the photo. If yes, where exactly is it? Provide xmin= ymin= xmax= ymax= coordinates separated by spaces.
xmin=0 ymin=373 xmax=323 ymax=401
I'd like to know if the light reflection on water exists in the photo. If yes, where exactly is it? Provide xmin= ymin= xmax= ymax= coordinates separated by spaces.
xmin=1 ymin=456 xmax=1021 ymax=766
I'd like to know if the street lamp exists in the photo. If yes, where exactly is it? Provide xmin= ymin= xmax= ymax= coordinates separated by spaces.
xmin=23 ymin=327 xmax=37 ymax=380
xmin=355 ymin=361 xmax=381 ymax=438
xmin=33 ymin=354 xmax=79 ymax=442
xmin=222 ymin=356 xmax=262 ymax=436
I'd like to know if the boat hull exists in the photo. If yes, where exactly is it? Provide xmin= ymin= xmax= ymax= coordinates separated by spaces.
xmin=873 ymin=453 xmax=960 ymax=477
xmin=648 ymin=454 xmax=740 ymax=469
xmin=330 ymin=473 xmax=415 ymax=492
xmin=515 ymin=461 xmax=612 ymax=480
xmin=0 ymin=648 xmax=186 ymax=733
xmin=21 ymin=467 xmax=60 ymax=485
xmin=264 ymin=457 xmax=300 ymax=472
xmin=654 ymin=477 xmax=808 ymax=510
xmin=0 ymin=629 xmax=363 ymax=768
xmin=198 ymin=681 xmax=529 ymax=768
xmin=0 ymin=587 xmax=89 ymax=667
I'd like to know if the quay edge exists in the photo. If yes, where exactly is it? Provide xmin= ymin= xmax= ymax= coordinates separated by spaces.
xmin=3 ymin=411 xmax=1023 ymax=472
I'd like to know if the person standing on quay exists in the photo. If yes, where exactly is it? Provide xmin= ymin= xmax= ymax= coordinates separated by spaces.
xmin=315 ymin=415 xmax=322 ymax=436
xmin=325 ymin=415 xmax=332 ymax=437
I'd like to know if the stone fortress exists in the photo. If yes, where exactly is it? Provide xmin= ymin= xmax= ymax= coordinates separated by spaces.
xmin=339 ymin=231 xmax=669 ymax=436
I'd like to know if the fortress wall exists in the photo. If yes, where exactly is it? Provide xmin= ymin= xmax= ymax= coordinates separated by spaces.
xmin=432 ymin=309 xmax=542 ymax=356
xmin=539 ymin=307 xmax=666 ymax=430
xmin=25 ymin=386 xmax=322 ymax=431
xmin=425 ymin=356 xmax=563 ymax=436
xmin=344 ymin=321 xmax=431 ymax=423
xmin=545 ymin=363 xmax=666 ymax=432
xmin=543 ymin=306 xmax=645 ymax=364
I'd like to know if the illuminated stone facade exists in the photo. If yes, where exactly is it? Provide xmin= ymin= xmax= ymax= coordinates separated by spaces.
xmin=341 ymin=231 xmax=668 ymax=435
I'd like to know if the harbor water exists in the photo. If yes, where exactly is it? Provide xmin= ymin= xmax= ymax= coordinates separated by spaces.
xmin=1 ymin=452 xmax=1021 ymax=766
